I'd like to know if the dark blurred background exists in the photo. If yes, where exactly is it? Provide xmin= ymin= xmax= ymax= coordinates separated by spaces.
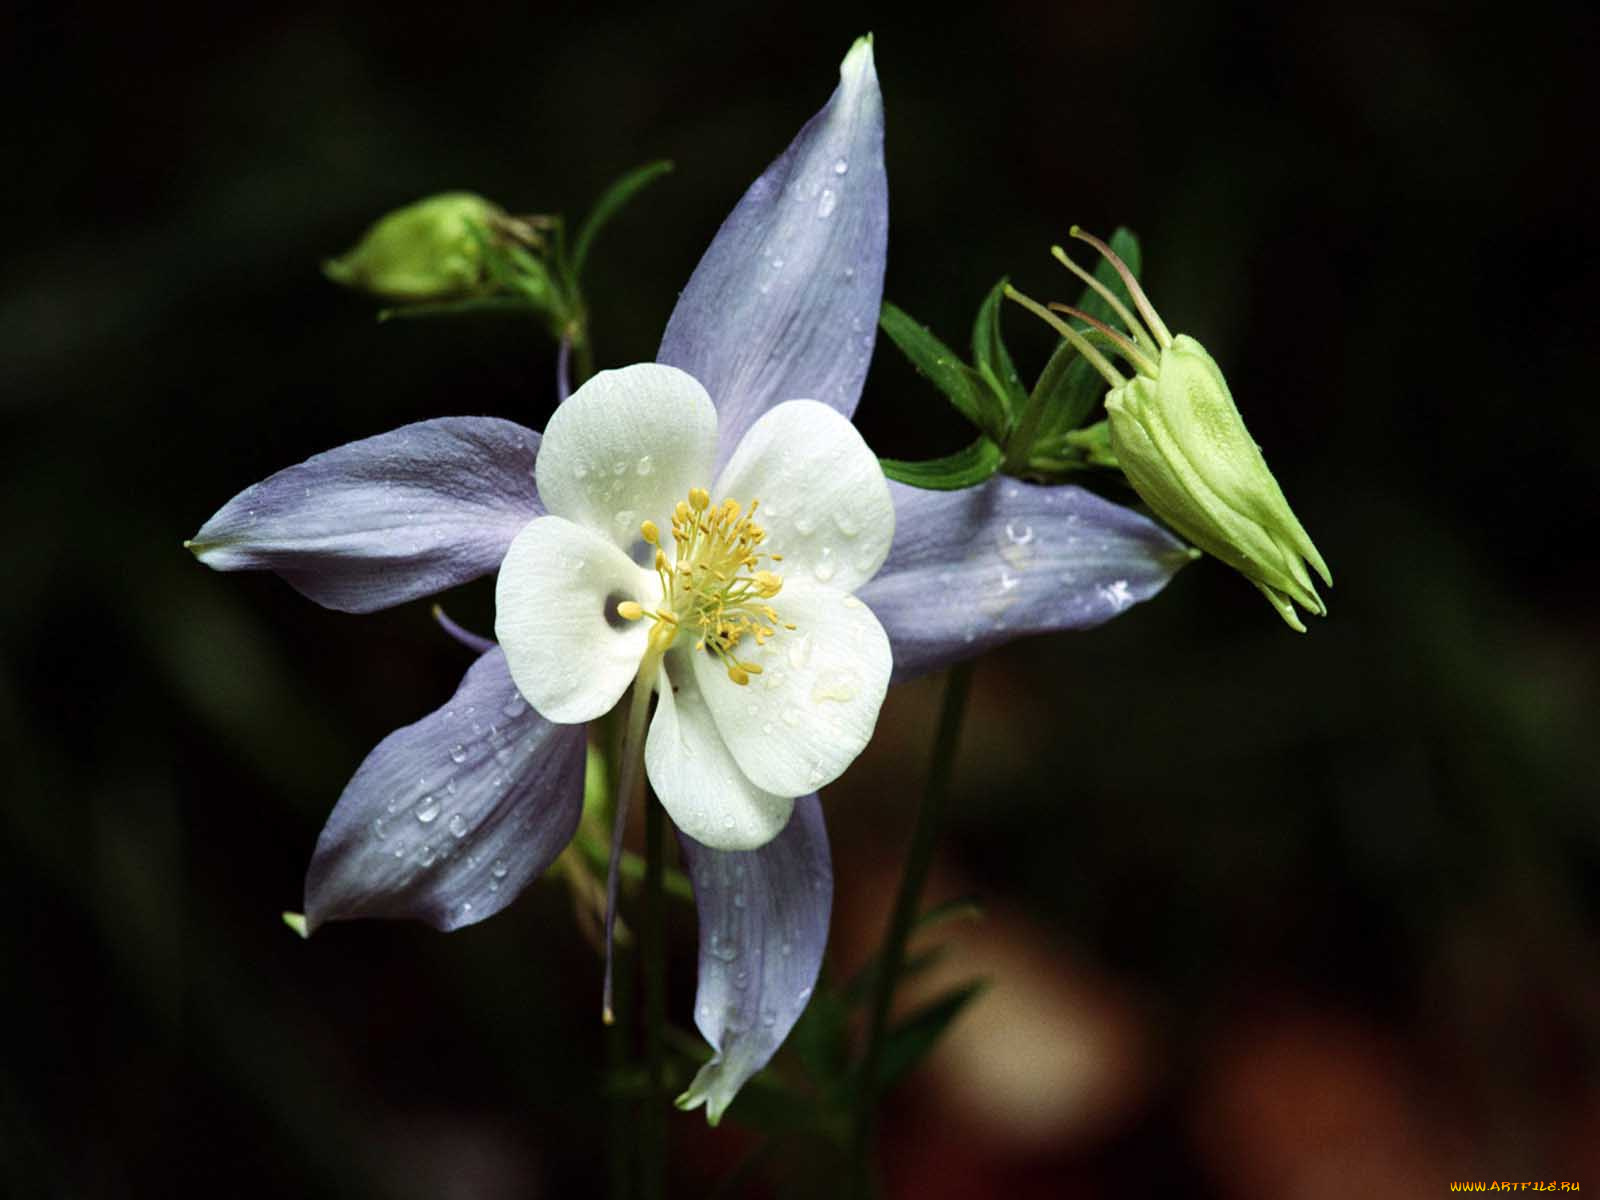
xmin=6 ymin=1 xmax=1599 ymax=1195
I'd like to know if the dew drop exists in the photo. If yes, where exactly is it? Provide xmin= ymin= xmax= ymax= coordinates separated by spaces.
xmin=762 ymin=668 xmax=786 ymax=691
xmin=762 ymin=721 xmax=775 ymax=735
xmin=771 ymin=257 xmax=785 ymax=270
xmin=416 ymin=795 xmax=441 ymax=823
xmin=842 ymin=595 xmax=862 ymax=609
xmin=503 ymin=693 xmax=526 ymax=718
xmin=416 ymin=843 xmax=437 ymax=867
xmin=372 ymin=817 xmax=388 ymax=840
xmin=734 ymin=971 xmax=749 ymax=990
xmin=448 ymin=813 xmax=468 ymax=839
xmin=786 ymin=634 xmax=813 ymax=670
xmin=491 ymin=859 xmax=509 ymax=879
xmin=833 ymin=157 xmax=849 ymax=175
xmin=733 ymin=892 xmax=746 ymax=909
xmin=816 ymin=187 xmax=838 ymax=218
xmin=1004 ymin=521 xmax=1035 ymax=545
xmin=812 ymin=548 xmax=837 ymax=583
xmin=761 ymin=1009 xmax=778 ymax=1029
xmin=636 ymin=454 xmax=654 ymax=476
xmin=794 ymin=513 xmax=817 ymax=536
xmin=449 ymin=744 xmax=467 ymax=764
xmin=832 ymin=510 xmax=860 ymax=537
xmin=612 ymin=460 xmax=627 ymax=476
xmin=810 ymin=668 xmax=857 ymax=704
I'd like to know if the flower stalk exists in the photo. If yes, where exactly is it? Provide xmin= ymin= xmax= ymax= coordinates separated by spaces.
xmin=850 ymin=659 xmax=976 ymax=1196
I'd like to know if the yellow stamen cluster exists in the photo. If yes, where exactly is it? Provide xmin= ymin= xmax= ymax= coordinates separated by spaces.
xmin=616 ymin=488 xmax=794 ymax=684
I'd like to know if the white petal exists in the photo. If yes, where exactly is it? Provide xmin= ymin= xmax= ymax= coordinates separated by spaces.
xmin=535 ymin=364 xmax=719 ymax=550
xmin=691 ymin=576 xmax=890 ymax=798
xmin=646 ymin=655 xmax=795 ymax=852
xmin=495 ymin=516 xmax=653 ymax=724
xmin=712 ymin=399 xmax=894 ymax=594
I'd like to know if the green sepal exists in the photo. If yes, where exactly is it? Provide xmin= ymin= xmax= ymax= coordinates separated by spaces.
xmin=879 ymin=303 xmax=1009 ymax=438
xmin=1063 ymin=419 xmax=1118 ymax=467
xmin=879 ymin=436 xmax=1003 ymax=490
xmin=872 ymin=981 xmax=988 ymax=1091
xmin=972 ymin=277 xmax=1028 ymax=424
xmin=569 ymin=159 xmax=674 ymax=279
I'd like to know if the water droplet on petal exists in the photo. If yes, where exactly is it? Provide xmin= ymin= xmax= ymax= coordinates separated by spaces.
xmin=833 ymin=157 xmax=849 ymax=175
xmin=636 ymin=454 xmax=654 ymax=476
xmin=812 ymin=546 xmax=837 ymax=582
xmin=449 ymin=744 xmax=467 ymax=764
xmin=416 ymin=843 xmax=437 ymax=867
xmin=1004 ymin=521 xmax=1035 ymax=545
xmin=448 ymin=813 xmax=468 ymax=839
xmin=503 ymin=693 xmax=526 ymax=717
xmin=491 ymin=859 xmax=509 ymax=879
xmin=416 ymin=796 xmax=441 ymax=823
xmin=372 ymin=817 xmax=388 ymax=839
xmin=816 ymin=187 xmax=837 ymax=218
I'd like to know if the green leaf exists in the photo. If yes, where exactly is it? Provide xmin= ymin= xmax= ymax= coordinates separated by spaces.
xmin=972 ymin=278 xmax=1028 ymax=424
xmin=879 ymin=436 xmax=1003 ymax=490
xmin=874 ymin=981 xmax=988 ymax=1091
xmin=1029 ymin=345 xmax=1106 ymax=439
xmin=879 ymin=303 xmax=1007 ymax=437
xmin=375 ymin=295 xmax=544 ymax=323
xmin=840 ymin=896 xmax=983 ymax=1005
xmin=570 ymin=159 xmax=674 ymax=278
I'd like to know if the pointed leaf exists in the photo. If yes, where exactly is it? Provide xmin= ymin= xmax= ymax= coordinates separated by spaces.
xmin=972 ymin=277 xmax=1027 ymax=422
xmin=569 ymin=159 xmax=675 ymax=278
xmin=879 ymin=303 xmax=1006 ymax=437
xmin=879 ymin=436 xmax=1003 ymax=491
xmin=874 ymin=981 xmax=988 ymax=1091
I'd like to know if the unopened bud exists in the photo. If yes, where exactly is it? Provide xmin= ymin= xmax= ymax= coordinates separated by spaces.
xmin=323 ymin=191 xmax=504 ymax=302
xmin=1011 ymin=229 xmax=1331 ymax=630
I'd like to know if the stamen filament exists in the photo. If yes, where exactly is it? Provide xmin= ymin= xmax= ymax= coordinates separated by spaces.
xmin=1004 ymin=285 xmax=1127 ymax=389
xmin=1049 ymin=244 xmax=1158 ymax=354
xmin=1070 ymin=226 xmax=1174 ymax=349
xmin=1046 ymin=302 xmax=1160 ymax=377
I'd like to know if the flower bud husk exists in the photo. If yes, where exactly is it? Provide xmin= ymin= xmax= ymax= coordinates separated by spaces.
xmin=323 ymin=191 xmax=505 ymax=302
xmin=1106 ymin=334 xmax=1331 ymax=630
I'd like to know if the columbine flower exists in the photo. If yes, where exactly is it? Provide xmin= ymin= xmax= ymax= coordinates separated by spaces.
xmin=187 ymin=38 xmax=1194 ymax=1123
xmin=494 ymin=363 xmax=892 ymax=853
xmin=1010 ymin=229 xmax=1331 ymax=630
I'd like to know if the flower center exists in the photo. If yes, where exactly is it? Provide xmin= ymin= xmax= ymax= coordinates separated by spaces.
xmin=616 ymin=487 xmax=793 ymax=685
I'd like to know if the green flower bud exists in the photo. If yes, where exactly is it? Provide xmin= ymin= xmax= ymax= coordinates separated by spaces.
xmin=323 ymin=191 xmax=506 ymax=302
xmin=1008 ymin=229 xmax=1331 ymax=630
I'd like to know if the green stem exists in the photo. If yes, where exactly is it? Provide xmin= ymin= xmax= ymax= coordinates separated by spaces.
xmin=640 ymin=789 xmax=668 ymax=1200
xmin=849 ymin=660 xmax=976 ymax=1197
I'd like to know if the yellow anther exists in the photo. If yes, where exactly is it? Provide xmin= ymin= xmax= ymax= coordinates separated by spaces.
xmin=674 ymin=501 xmax=691 ymax=524
xmin=754 ymin=571 xmax=783 ymax=597
xmin=723 ymin=499 xmax=741 ymax=521
xmin=640 ymin=519 xmax=659 ymax=544
xmin=738 ymin=661 xmax=763 ymax=676
xmin=655 ymin=609 xmax=678 ymax=624
xmin=727 ymin=666 xmax=750 ymax=686
xmin=616 ymin=600 xmax=644 ymax=621
xmin=648 ymin=622 xmax=678 ymax=653
xmin=689 ymin=487 xmax=711 ymax=512
xmin=654 ymin=549 xmax=668 ymax=572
